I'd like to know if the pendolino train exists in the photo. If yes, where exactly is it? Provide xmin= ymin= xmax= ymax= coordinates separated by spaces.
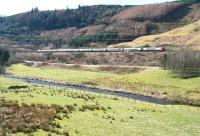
xmin=38 ymin=47 xmax=165 ymax=52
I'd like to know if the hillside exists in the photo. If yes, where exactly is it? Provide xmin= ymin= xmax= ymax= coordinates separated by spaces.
xmin=0 ymin=2 xmax=200 ymax=48
xmin=110 ymin=19 xmax=200 ymax=50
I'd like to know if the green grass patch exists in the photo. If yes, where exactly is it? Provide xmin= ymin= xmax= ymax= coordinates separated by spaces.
xmin=94 ymin=70 xmax=200 ymax=105
xmin=7 ymin=64 xmax=117 ymax=85
xmin=0 ymin=76 xmax=200 ymax=136
xmin=7 ymin=64 xmax=200 ymax=105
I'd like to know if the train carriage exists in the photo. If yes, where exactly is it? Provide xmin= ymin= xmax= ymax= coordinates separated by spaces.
xmin=38 ymin=47 xmax=165 ymax=52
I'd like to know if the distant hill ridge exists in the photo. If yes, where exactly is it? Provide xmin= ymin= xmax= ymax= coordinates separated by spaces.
xmin=0 ymin=2 xmax=200 ymax=48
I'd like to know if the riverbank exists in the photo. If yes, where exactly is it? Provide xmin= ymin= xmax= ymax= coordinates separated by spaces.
xmin=7 ymin=64 xmax=200 ymax=106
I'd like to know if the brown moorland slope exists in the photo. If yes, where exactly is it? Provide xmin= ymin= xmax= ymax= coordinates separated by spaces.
xmin=112 ymin=2 xmax=184 ymax=21
xmin=110 ymin=19 xmax=200 ymax=50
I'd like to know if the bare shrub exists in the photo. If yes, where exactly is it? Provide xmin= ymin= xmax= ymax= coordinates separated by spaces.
xmin=162 ymin=48 xmax=200 ymax=78
xmin=6 ymin=51 xmax=22 ymax=66
xmin=0 ymin=100 xmax=72 ymax=134
xmin=0 ymin=102 xmax=56 ymax=133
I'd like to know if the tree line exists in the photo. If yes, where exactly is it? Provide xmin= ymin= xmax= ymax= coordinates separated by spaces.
xmin=161 ymin=49 xmax=200 ymax=78
xmin=1 ymin=5 xmax=124 ymax=32
xmin=69 ymin=32 xmax=120 ymax=48
xmin=180 ymin=0 xmax=200 ymax=4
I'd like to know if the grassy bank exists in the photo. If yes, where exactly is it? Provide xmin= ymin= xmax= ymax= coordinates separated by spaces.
xmin=0 ymin=76 xmax=200 ymax=136
xmin=7 ymin=64 xmax=200 ymax=105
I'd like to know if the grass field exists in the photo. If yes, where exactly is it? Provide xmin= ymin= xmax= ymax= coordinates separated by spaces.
xmin=7 ymin=64 xmax=117 ymax=85
xmin=0 ymin=76 xmax=200 ymax=136
xmin=109 ymin=20 xmax=200 ymax=50
xmin=94 ymin=70 xmax=200 ymax=105
xmin=7 ymin=64 xmax=200 ymax=105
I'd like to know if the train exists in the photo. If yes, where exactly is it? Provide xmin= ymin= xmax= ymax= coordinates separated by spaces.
xmin=37 ymin=47 xmax=165 ymax=53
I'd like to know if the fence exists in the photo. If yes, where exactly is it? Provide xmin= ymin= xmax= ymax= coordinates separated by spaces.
xmin=0 ymin=75 xmax=200 ymax=113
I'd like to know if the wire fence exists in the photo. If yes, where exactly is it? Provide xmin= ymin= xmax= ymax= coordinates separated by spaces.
xmin=0 ymin=75 xmax=200 ymax=113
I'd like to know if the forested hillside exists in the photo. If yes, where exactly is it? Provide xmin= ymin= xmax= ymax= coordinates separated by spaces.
xmin=0 ymin=1 xmax=200 ymax=48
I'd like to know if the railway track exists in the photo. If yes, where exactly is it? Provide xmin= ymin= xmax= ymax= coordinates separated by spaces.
xmin=4 ymin=75 xmax=172 ymax=105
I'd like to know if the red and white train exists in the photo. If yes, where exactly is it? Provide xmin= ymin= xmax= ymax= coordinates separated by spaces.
xmin=38 ymin=47 xmax=165 ymax=52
